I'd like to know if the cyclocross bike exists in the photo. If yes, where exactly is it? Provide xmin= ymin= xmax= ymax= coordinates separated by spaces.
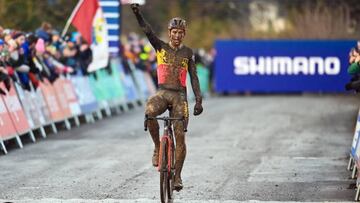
xmin=144 ymin=111 xmax=187 ymax=203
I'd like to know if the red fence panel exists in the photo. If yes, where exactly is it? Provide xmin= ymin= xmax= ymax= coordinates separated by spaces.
xmin=1 ymin=82 xmax=30 ymax=135
xmin=39 ymin=80 xmax=64 ymax=121
xmin=0 ymin=96 xmax=17 ymax=139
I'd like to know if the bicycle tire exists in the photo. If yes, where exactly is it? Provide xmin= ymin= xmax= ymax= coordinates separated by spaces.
xmin=168 ymin=140 xmax=175 ymax=198
xmin=160 ymin=140 xmax=169 ymax=203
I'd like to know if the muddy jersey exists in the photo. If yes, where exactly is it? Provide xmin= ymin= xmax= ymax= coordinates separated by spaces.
xmin=134 ymin=11 xmax=202 ymax=103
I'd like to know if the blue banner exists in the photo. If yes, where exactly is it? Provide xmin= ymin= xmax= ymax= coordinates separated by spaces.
xmin=215 ymin=40 xmax=356 ymax=93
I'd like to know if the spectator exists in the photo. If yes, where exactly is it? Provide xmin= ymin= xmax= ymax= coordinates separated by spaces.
xmin=349 ymin=41 xmax=360 ymax=64
xmin=36 ymin=22 xmax=52 ymax=42
xmin=61 ymin=39 xmax=78 ymax=70
xmin=77 ymin=37 xmax=92 ymax=75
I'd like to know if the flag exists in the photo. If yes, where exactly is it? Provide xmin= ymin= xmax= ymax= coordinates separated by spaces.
xmin=65 ymin=0 xmax=109 ymax=72
xmin=87 ymin=7 xmax=109 ymax=72
xmin=71 ymin=0 xmax=99 ymax=44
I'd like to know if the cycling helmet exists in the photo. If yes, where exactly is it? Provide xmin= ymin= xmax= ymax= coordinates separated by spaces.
xmin=168 ymin=17 xmax=186 ymax=30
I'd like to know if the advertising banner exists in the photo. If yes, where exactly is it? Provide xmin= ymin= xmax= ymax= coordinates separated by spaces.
xmin=117 ymin=61 xmax=140 ymax=101
xmin=1 ymin=82 xmax=30 ymax=135
xmin=39 ymin=80 xmax=64 ymax=121
xmin=62 ymin=78 xmax=81 ymax=116
xmin=0 ymin=96 xmax=17 ymax=139
xmin=110 ymin=59 xmax=126 ymax=102
xmin=215 ymin=40 xmax=356 ymax=93
xmin=53 ymin=78 xmax=72 ymax=118
xmin=70 ymin=76 xmax=98 ymax=114
xmin=88 ymin=72 xmax=109 ymax=110
xmin=134 ymin=70 xmax=150 ymax=99
xmin=35 ymin=88 xmax=52 ymax=123
xmin=14 ymin=83 xmax=36 ymax=128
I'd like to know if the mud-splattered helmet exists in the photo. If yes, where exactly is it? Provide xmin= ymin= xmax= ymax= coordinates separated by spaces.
xmin=168 ymin=17 xmax=186 ymax=31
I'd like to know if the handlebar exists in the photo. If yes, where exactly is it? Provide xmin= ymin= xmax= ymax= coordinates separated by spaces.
xmin=144 ymin=115 xmax=187 ymax=132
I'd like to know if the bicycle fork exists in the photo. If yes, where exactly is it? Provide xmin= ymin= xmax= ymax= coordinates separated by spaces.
xmin=158 ymin=132 xmax=173 ymax=173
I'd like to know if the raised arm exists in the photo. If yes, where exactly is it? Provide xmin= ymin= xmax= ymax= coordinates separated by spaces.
xmin=131 ymin=4 xmax=162 ymax=51
xmin=188 ymin=51 xmax=203 ymax=116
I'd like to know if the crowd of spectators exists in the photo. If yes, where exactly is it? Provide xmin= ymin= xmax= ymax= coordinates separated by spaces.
xmin=0 ymin=22 xmax=92 ymax=94
xmin=0 ymin=23 xmax=215 ymax=95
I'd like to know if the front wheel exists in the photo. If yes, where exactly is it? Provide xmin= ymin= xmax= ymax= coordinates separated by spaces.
xmin=160 ymin=170 xmax=169 ymax=203
xmin=160 ymin=140 xmax=171 ymax=203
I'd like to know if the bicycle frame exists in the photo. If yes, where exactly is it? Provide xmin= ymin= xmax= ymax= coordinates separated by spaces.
xmin=158 ymin=120 xmax=174 ymax=173
xmin=144 ymin=115 xmax=186 ymax=173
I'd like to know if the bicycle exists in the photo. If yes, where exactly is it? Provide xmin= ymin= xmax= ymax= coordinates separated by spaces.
xmin=144 ymin=111 xmax=187 ymax=203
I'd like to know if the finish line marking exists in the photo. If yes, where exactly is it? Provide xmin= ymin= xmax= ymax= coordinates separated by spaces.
xmin=0 ymin=199 xmax=354 ymax=203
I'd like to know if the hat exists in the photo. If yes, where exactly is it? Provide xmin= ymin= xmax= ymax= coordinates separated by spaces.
xmin=35 ymin=38 xmax=45 ymax=54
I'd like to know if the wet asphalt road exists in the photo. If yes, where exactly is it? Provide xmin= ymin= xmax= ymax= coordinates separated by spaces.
xmin=0 ymin=95 xmax=359 ymax=203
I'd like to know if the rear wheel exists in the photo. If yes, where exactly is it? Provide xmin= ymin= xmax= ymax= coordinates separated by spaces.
xmin=160 ymin=140 xmax=169 ymax=203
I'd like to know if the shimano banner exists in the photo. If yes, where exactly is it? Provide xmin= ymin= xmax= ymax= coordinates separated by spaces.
xmin=215 ymin=40 xmax=356 ymax=93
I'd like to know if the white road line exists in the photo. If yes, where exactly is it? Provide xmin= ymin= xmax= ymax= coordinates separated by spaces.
xmin=0 ymin=200 xmax=354 ymax=203
xmin=18 ymin=186 xmax=41 ymax=190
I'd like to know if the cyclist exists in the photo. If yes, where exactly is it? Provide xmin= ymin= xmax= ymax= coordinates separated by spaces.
xmin=131 ymin=4 xmax=203 ymax=191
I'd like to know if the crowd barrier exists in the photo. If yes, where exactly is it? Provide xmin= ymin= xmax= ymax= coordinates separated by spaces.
xmin=347 ymin=109 xmax=360 ymax=201
xmin=0 ymin=57 xmax=152 ymax=155
xmin=0 ymin=57 xmax=211 ymax=155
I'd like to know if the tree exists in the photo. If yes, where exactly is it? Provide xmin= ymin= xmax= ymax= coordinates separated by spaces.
xmin=0 ymin=0 xmax=77 ymax=31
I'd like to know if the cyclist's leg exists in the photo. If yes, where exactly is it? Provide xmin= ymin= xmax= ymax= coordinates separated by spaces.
xmin=170 ymin=92 xmax=189 ymax=190
xmin=145 ymin=91 xmax=168 ymax=166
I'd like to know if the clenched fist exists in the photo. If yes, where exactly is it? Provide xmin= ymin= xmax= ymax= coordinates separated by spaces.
xmin=193 ymin=102 xmax=203 ymax=116
xmin=131 ymin=3 xmax=140 ymax=13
